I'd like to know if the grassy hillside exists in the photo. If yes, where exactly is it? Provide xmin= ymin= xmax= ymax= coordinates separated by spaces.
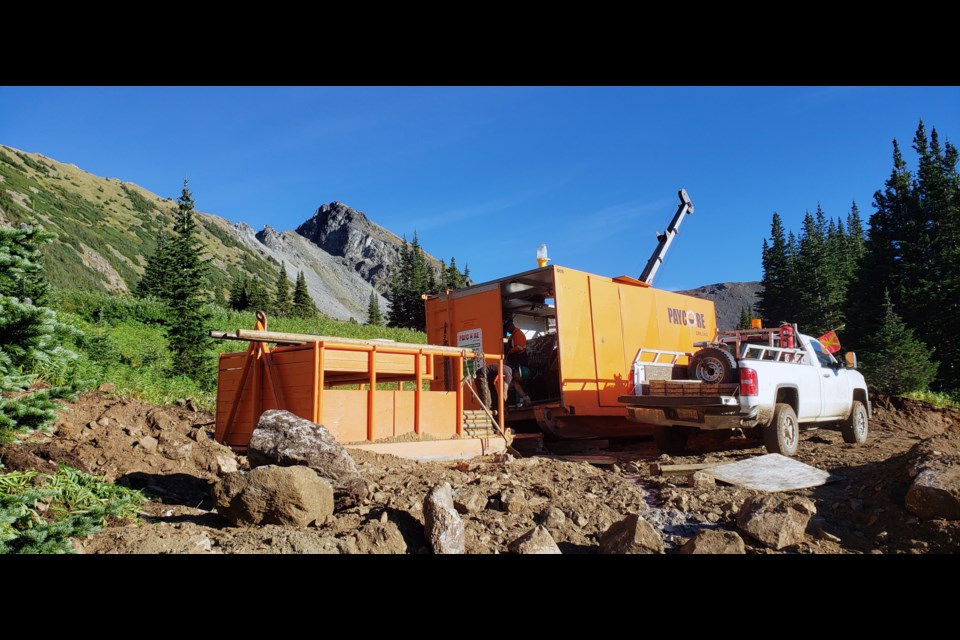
xmin=56 ymin=290 xmax=426 ymax=409
xmin=0 ymin=145 xmax=281 ymax=300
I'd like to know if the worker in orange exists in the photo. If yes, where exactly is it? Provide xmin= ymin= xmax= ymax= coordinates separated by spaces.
xmin=504 ymin=321 xmax=528 ymax=370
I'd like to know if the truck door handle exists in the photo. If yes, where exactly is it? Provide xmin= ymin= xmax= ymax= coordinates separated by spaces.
xmin=822 ymin=374 xmax=830 ymax=378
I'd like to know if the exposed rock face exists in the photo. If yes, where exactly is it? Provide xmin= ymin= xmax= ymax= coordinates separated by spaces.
xmin=296 ymin=202 xmax=407 ymax=293
xmin=247 ymin=410 xmax=368 ymax=504
xmin=677 ymin=281 xmax=762 ymax=330
xmin=232 ymin=219 xmax=388 ymax=322
xmin=213 ymin=465 xmax=334 ymax=527
xmin=423 ymin=482 xmax=465 ymax=554
xmin=737 ymin=495 xmax=816 ymax=550
xmin=598 ymin=514 xmax=664 ymax=554
xmin=508 ymin=525 xmax=562 ymax=554
xmin=679 ymin=530 xmax=746 ymax=554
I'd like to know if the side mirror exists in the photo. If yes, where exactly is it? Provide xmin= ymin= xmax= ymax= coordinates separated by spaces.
xmin=844 ymin=352 xmax=857 ymax=369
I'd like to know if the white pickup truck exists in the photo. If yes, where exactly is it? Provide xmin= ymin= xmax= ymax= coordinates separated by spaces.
xmin=618 ymin=325 xmax=871 ymax=456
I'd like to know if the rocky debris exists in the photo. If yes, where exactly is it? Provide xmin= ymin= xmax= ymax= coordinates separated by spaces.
xmin=905 ymin=456 xmax=960 ymax=520
xmin=598 ymin=514 xmax=664 ymax=554
xmin=508 ymin=525 xmax=562 ymax=554
xmin=453 ymin=488 xmax=487 ymax=514
xmin=248 ymin=410 xmax=367 ymax=503
xmin=354 ymin=518 xmax=407 ymax=554
xmin=737 ymin=495 xmax=816 ymax=550
xmin=423 ymin=482 xmax=465 ymax=554
xmin=689 ymin=471 xmax=716 ymax=488
xmin=679 ymin=530 xmax=746 ymax=554
xmin=215 ymin=454 xmax=239 ymax=475
xmin=214 ymin=465 xmax=334 ymax=527
xmin=500 ymin=488 xmax=527 ymax=513
xmin=540 ymin=506 xmax=566 ymax=529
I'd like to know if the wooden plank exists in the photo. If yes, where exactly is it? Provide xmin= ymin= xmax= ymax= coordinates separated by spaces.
xmin=543 ymin=454 xmax=618 ymax=465
xmin=649 ymin=461 xmax=727 ymax=475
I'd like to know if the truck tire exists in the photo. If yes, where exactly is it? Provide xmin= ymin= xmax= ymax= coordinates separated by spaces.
xmin=687 ymin=347 xmax=738 ymax=384
xmin=653 ymin=425 xmax=691 ymax=455
xmin=764 ymin=403 xmax=799 ymax=456
xmin=840 ymin=400 xmax=869 ymax=444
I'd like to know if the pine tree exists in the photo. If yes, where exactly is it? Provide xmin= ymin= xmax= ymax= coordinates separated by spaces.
xmin=292 ymin=270 xmax=317 ymax=317
xmin=165 ymin=180 xmax=212 ymax=383
xmin=246 ymin=277 xmax=272 ymax=313
xmin=757 ymin=213 xmax=794 ymax=327
xmin=135 ymin=228 xmax=173 ymax=299
xmin=274 ymin=262 xmax=292 ymax=317
xmin=367 ymin=289 xmax=383 ymax=326
xmin=858 ymin=291 xmax=938 ymax=395
xmin=737 ymin=306 xmax=753 ymax=330
xmin=229 ymin=274 xmax=249 ymax=311
xmin=0 ymin=222 xmax=77 ymax=440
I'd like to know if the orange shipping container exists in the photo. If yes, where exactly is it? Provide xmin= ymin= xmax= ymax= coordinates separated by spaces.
xmin=424 ymin=264 xmax=716 ymax=438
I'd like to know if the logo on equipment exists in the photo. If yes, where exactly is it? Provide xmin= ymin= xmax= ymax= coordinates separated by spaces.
xmin=667 ymin=306 xmax=707 ymax=329
xmin=685 ymin=310 xmax=697 ymax=328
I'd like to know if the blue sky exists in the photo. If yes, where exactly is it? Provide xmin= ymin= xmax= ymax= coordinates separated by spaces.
xmin=1 ymin=86 xmax=957 ymax=291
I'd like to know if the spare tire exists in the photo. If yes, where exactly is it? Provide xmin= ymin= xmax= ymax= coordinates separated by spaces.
xmin=687 ymin=347 xmax=738 ymax=384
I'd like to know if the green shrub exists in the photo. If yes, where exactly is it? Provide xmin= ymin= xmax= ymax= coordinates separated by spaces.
xmin=0 ymin=465 xmax=145 ymax=554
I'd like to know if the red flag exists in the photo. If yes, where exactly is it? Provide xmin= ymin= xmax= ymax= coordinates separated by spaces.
xmin=818 ymin=330 xmax=841 ymax=354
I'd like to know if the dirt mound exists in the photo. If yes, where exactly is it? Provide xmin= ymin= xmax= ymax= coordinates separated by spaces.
xmin=7 ymin=389 xmax=960 ymax=554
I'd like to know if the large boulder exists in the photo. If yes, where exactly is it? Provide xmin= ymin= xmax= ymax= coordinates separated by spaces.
xmin=508 ymin=525 xmax=562 ymax=554
xmin=423 ymin=483 xmax=465 ymax=554
xmin=248 ymin=410 xmax=367 ymax=503
xmin=214 ymin=465 xmax=334 ymax=527
xmin=737 ymin=495 xmax=816 ymax=550
xmin=679 ymin=530 xmax=746 ymax=554
xmin=905 ymin=457 xmax=960 ymax=520
xmin=598 ymin=514 xmax=663 ymax=554
xmin=355 ymin=518 xmax=408 ymax=554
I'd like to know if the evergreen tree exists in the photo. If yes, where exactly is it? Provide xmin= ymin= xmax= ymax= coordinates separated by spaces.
xmin=229 ymin=274 xmax=249 ymax=311
xmin=292 ymin=270 xmax=317 ymax=317
xmin=367 ymin=289 xmax=383 ymax=326
xmin=165 ymin=180 xmax=212 ymax=383
xmin=246 ymin=277 xmax=272 ymax=313
xmin=737 ymin=306 xmax=753 ymax=330
xmin=858 ymin=291 xmax=938 ymax=395
xmin=135 ymin=228 xmax=173 ymax=299
xmin=757 ymin=213 xmax=793 ymax=327
xmin=0 ymin=222 xmax=77 ymax=440
xmin=274 ymin=262 xmax=293 ymax=317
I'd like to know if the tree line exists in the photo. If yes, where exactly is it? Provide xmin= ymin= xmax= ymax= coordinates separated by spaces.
xmin=386 ymin=231 xmax=470 ymax=332
xmin=756 ymin=120 xmax=957 ymax=394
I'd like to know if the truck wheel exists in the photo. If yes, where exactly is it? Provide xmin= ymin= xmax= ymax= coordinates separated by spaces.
xmin=687 ymin=347 xmax=738 ymax=384
xmin=764 ymin=403 xmax=799 ymax=456
xmin=653 ymin=425 xmax=691 ymax=455
xmin=840 ymin=400 xmax=869 ymax=444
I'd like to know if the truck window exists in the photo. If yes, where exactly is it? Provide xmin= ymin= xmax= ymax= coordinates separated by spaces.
xmin=809 ymin=340 xmax=836 ymax=367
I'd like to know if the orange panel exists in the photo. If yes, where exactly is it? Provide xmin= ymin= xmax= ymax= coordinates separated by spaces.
xmin=554 ymin=267 xmax=599 ymax=411
xmin=321 ymin=390 xmax=368 ymax=442
xmin=372 ymin=390 xmax=395 ymax=440
xmin=393 ymin=391 xmax=415 ymax=435
xmin=421 ymin=392 xmax=458 ymax=438
xmin=589 ymin=277 xmax=631 ymax=406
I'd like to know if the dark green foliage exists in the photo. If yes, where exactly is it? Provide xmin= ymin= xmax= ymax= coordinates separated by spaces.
xmin=0 ymin=465 xmax=145 ymax=554
xmin=367 ymin=289 xmax=383 ymax=326
xmin=120 ymin=184 xmax=155 ymax=214
xmin=737 ymin=306 xmax=754 ymax=330
xmin=246 ymin=278 xmax=272 ymax=313
xmin=14 ymin=152 xmax=49 ymax=176
xmin=135 ymin=228 xmax=174 ymax=299
xmin=229 ymin=274 xmax=249 ymax=311
xmin=858 ymin=292 xmax=938 ymax=395
xmin=274 ymin=262 xmax=292 ymax=317
xmin=758 ymin=203 xmax=866 ymax=336
xmin=0 ymin=223 xmax=78 ymax=442
xmin=388 ymin=234 xmax=469 ymax=330
xmin=847 ymin=121 xmax=960 ymax=388
xmin=164 ymin=181 xmax=212 ymax=384
xmin=292 ymin=270 xmax=317 ymax=318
